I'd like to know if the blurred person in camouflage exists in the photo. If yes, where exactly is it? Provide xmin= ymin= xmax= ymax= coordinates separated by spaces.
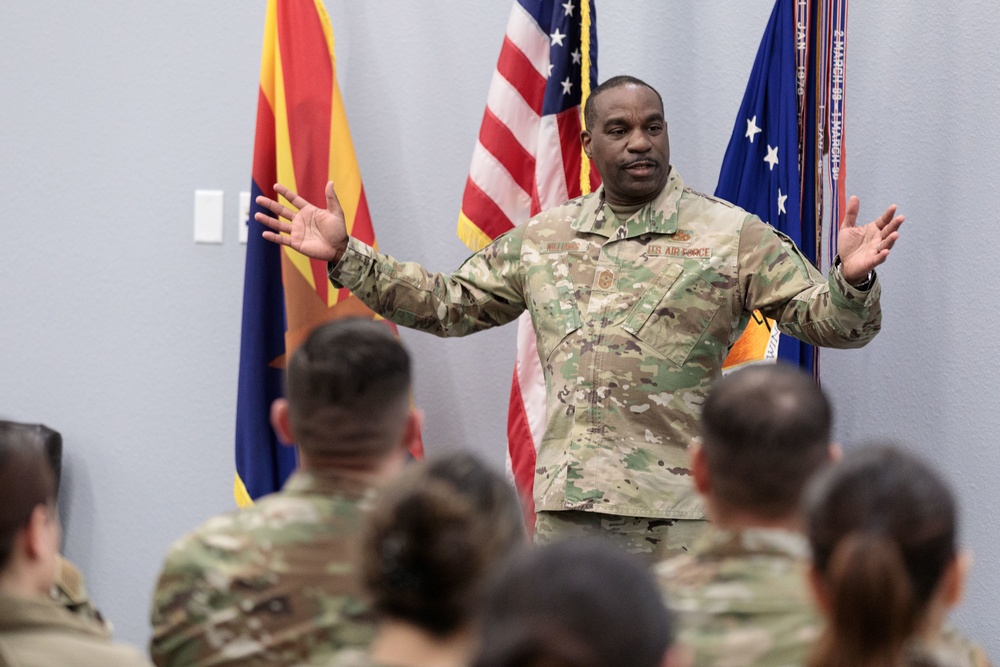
xmin=0 ymin=422 xmax=151 ymax=666
xmin=0 ymin=420 xmax=107 ymax=630
xmin=654 ymin=363 xmax=834 ymax=665
xmin=255 ymin=75 xmax=904 ymax=557
xmin=805 ymin=446 xmax=992 ymax=667
xmin=332 ymin=453 xmax=527 ymax=667
xmin=149 ymin=318 xmax=422 ymax=667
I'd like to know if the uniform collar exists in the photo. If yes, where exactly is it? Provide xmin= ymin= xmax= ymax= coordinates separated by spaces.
xmin=690 ymin=526 xmax=810 ymax=560
xmin=572 ymin=167 xmax=683 ymax=239
xmin=280 ymin=468 xmax=375 ymax=499
xmin=0 ymin=594 xmax=110 ymax=639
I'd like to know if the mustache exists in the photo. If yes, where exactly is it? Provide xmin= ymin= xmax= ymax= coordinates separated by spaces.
xmin=622 ymin=158 xmax=658 ymax=168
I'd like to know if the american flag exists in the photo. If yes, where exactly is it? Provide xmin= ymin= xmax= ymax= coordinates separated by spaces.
xmin=457 ymin=0 xmax=598 ymax=529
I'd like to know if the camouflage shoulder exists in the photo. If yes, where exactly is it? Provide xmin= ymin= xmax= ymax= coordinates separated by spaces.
xmin=52 ymin=556 xmax=108 ymax=630
xmin=941 ymin=626 xmax=995 ymax=667
xmin=528 ymin=191 xmax=599 ymax=225
xmin=911 ymin=626 xmax=995 ymax=667
xmin=681 ymin=186 xmax=738 ymax=209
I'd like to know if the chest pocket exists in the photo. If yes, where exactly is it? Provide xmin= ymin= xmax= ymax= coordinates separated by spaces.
xmin=622 ymin=263 xmax=727 ymax=366
xmin=526 ymin=261 xmax=583 ymax=363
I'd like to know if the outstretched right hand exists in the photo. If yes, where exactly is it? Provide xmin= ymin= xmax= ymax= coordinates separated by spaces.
xmin=255 ymin=181 xmax=349 ymax=263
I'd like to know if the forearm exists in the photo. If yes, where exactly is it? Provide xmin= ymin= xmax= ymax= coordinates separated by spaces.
xmin=740 ymin=219 xmax=881 ymax=348
xmin=328 ymin=235 xmax=526 ymax=337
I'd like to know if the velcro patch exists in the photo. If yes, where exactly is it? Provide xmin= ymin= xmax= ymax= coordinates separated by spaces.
xmin=645 ymin=245 xmax=713 ymax=258
xmin=542 ymin=241 xmax=588 ymax=253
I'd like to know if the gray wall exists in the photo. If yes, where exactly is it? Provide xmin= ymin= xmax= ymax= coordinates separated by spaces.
xmin=1 ymin=0 xmax=996 ymax=652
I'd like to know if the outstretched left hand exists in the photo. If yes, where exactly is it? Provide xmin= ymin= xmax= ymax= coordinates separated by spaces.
xmin=837 ymin=195 xmax=905 ymax=285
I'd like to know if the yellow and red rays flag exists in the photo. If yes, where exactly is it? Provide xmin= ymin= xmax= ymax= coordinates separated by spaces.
xmin=235 ymin=0 xmax=420 ymax=507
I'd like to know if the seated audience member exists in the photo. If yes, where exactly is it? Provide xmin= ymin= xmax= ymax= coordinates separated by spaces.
xmin=336 ymin=452 xmax=527 ymax=667
xmin=654 ymin=364 xmax=834 ymax=665
xmin=475 ymin=539 xmax=688 ymax=667
xmin=150 ymin=318 xmax=421 ymax=667
xmin=0 ymin=425 xmax=150 ymax=665
xmin=0 ymin=420 xmax=105 ymax=628
xmin=804 ymin=446 xmax=991 ymax=667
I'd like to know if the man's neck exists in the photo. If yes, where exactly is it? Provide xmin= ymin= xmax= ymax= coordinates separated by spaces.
xmin=0 ymin=567 xmax=49 ymax=600
xmin=705 ymin=500 xmax=802 ymax=533
xmin=369 ymin=619 xmax=471 ymax=667
xmin=297 ymin=448 xmax=405 ymax=486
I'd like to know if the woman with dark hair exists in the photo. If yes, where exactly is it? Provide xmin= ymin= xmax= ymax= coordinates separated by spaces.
xmin=804 ymin=445 xmax=990 ymax=667
xmin=335 ymin=452 xmax=527 ymax=667
xmin=474 ymin=539 xmax=689 ymax=667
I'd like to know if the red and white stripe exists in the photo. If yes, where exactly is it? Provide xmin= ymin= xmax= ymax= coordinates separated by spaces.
xmin=459 ymin=3 xmax=596 ymax=531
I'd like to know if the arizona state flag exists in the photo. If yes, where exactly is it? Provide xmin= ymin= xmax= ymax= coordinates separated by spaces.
xmin=235 ymin=0 xmax=412 ymax=507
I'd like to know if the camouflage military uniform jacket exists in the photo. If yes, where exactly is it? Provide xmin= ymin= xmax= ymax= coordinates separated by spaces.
xmin=149 ymin=470 xmax=377 ymax=667
xmin=0 ymin=594 xmax=150 ymax=666
xmin=654 ymin=526 xmax=819 ymax=666
xmin=330 ymin=170 xmax=880 ymax=519
xmin=908 ymin=627 xmax=994 ymax=667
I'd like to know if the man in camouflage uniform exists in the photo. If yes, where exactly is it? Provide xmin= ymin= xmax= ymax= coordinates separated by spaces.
xmin=149 ymin=319 xmax=421 ymax=667
xmin=653 ymin=364 xmax=832 ymax=665
xmin=255 ymin=75 xmax=904 ymax=557
xmin=0 ymin=420 xmax=150 ymax=665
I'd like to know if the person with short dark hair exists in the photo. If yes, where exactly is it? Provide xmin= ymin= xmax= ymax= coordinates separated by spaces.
xmin=804 ymin=446 xmax=991 ymax=667
xmin=655 ymin=364 xmax=835 ymax=665
xmin=255 ymin=74 xmax=903 ymax=556
xmin=150 ymin=318 xmax=421 ymax=667
xmin=334 ymin=453 xmax=526 ymax=667
xmin=0 ymin=420 xmax=106 ymax=628
xmin=474 ymin=539 xmax=688 ymax=667
xmin=0 ymin=426 xmax=151 ymax=666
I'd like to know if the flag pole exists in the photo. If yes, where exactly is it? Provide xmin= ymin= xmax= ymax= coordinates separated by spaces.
xmin=579 ymin=0 xmax=593 ymax=196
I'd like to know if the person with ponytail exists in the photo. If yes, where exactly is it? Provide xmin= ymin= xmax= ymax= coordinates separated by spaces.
xmin=804 ymin=445 xmax=991 ymax=667
xmin=335 ymin=452 xmax=527 ymax=667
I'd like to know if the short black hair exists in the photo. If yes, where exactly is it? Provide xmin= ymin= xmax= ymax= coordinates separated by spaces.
xmin=285 ymin=318 xmax=411 ymax=461
xmin=700 ymin=363 xmax=831 ymax=518
xmin=475 ymin=539 xmax=673 ymax=667
xmin=583 ymin=75 xmax=664 ymax=131
xmin=0 ymin=427 xmax=57 ymax=570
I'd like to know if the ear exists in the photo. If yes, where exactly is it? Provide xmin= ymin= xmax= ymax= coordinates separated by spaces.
xmin=401 ymin=408 xmax=424 ymax=455
xmin=827 ymin=442 xmax=843 ymax=463
xmin=690 ymin=441 xmax=710 ymax=496
xmin=940 ymin=550 xmax=972 ymax=609
xmin=807 ymin=564 xmax=832 ymax=615
xmin=270 ymin=398 xmax=295 ymax=446
xmin=581 ymin=130 xmax=593 ymax=158
xmin=23 ymin=505 xmax=57 ymax=562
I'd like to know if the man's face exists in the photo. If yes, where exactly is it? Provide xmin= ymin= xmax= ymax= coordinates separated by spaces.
xmin=581 ymin=84 xmax=670 ymax=207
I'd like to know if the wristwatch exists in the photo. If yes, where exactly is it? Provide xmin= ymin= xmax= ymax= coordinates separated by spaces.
xmin=834 ymin=256 xmax=874 ymax=291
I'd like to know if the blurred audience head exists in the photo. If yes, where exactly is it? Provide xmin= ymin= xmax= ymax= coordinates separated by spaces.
xmin=696 ymin=363 xmax=833 ymax=524
xmin=804 ymin=445 xmax=963 ymax=667
xmin=475 ymin=539 xmax=687 ymax=667
xmin=363 ymin=452 xmax=526 ymax=638
xmin=0 ymin=424 xmax=60 ymax=597
xmin=271 ymin=317 xmax=418 ymax=469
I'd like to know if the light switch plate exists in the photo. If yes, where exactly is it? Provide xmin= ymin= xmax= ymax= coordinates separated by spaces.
xmin=194 ymin=190 xmax=224 ymax=244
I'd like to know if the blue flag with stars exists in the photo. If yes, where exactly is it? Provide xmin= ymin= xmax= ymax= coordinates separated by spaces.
xmin=716 ymin=0 xmax=815 ymax=371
